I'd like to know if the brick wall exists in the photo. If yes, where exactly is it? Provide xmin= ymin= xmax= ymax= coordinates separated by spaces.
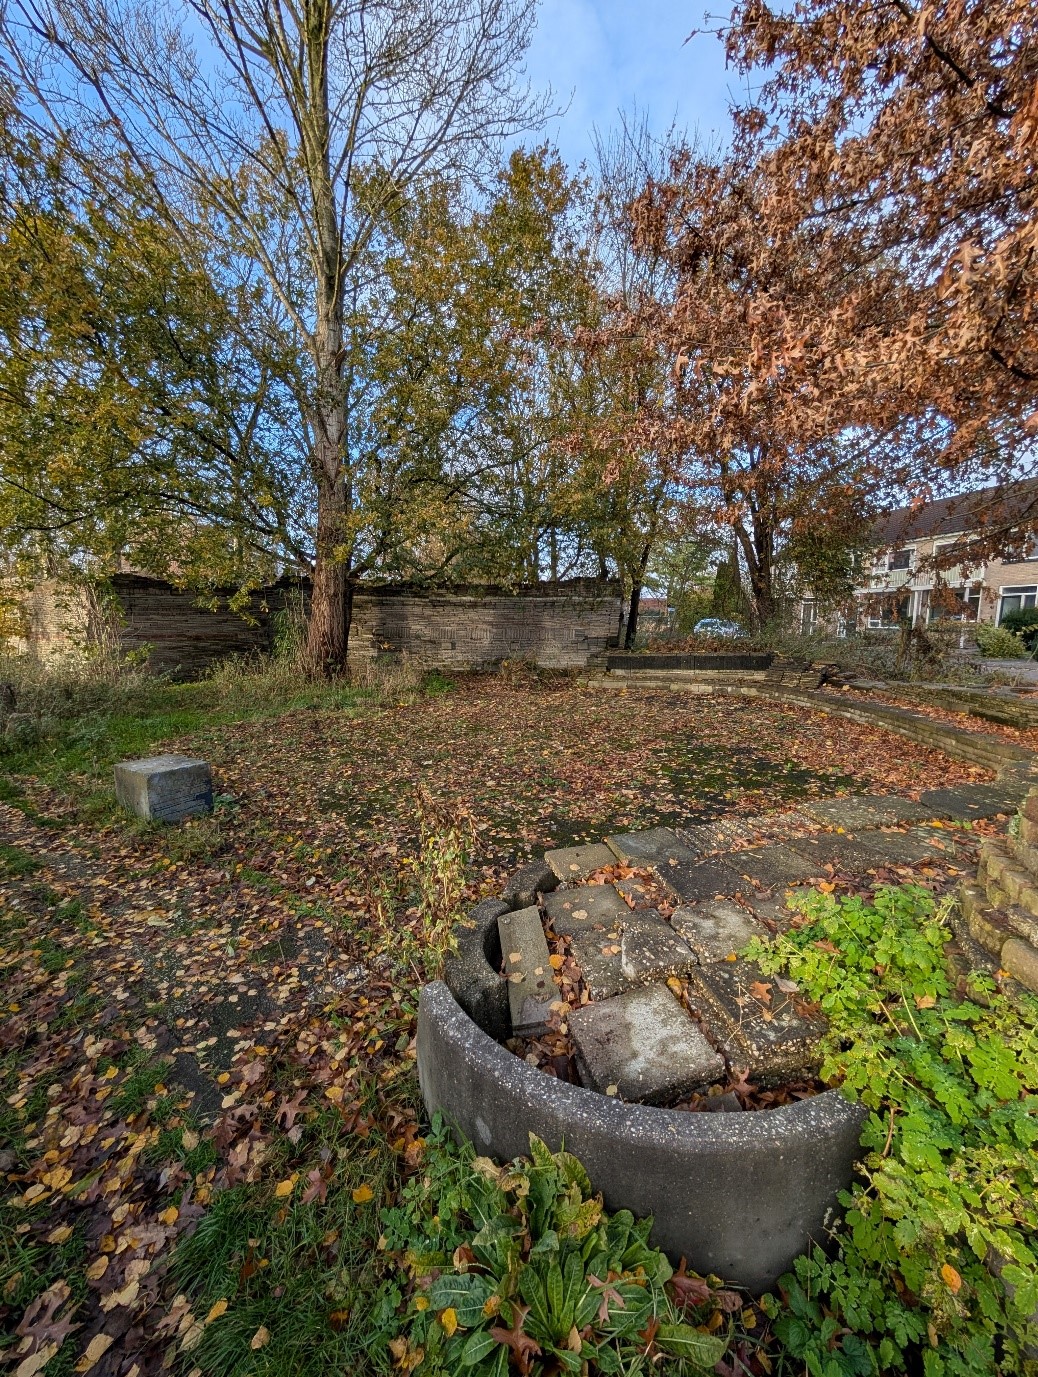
xmin=101 ymin=575 xmax=622 ymax=678
xmin=350 ymin=584 xmax=621 ymax=669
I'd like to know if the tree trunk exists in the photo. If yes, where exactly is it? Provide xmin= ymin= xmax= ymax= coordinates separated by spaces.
xmin=623 ymin=541 xmax=652 ymax=650
xmin=301 ymin=4 xmax=350 ymax=677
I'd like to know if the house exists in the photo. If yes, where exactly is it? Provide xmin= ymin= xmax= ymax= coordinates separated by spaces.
xmin=800 ymin=480 xmax=1038 ymax=633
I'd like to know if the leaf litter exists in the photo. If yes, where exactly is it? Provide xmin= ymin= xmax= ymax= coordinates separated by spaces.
xmin=0 ymin=673 xmax=995 ymax=1372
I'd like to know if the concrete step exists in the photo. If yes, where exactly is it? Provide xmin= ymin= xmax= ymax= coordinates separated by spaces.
xmin=979 ymin=838 xmax=1038 ymax=919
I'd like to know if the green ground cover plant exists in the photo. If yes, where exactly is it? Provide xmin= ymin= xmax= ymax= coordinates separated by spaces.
xmin=748 ymin=886 xmax=1038 ymax=1376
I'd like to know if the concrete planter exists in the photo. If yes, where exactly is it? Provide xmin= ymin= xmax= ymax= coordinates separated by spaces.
xmin=418 ymin=980 xmax=866 ymax=1294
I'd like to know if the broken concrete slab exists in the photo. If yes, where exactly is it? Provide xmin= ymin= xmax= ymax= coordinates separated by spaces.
xmin=543 ymin=883 xmax=629 ymax=936
xmin=918 ymin=785 xmax=1023 ymax=822
xmin=687 ymin=959 xmax=827 ymax=1085
xmin=620 ymin=921 xmax=696 ymax=985
xmin=502 ymin=858 xmax=559 ymax=908
xmin=569 ymin=983 xmax=724 ymax=1104
xmin=114 ymin=754 xmax=213 ymax=822
xmin=661 ymin=858 xmax=741 ymax=903
xmin=605 ymin=827 xmax=701 ymax=867
xmin=801 ymin=795 xmax=929 ymax=829
xmin=671 ymin=901 xmax=768 ymax=963
xmin=613 ymin=873 xmax=662 ymax=909
xmin=498 ymin=906 xmax=556 ymax=1035
xmin=544 ymin=842 xmax=617 ymax=883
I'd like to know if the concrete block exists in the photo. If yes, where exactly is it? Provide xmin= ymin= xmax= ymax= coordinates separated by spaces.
xmin=569 ymin=984 xmax=724 ymax=1104
xmin=671 ymin=901 xmax=767 ymax=963
xmin=726 ymin=845 xmax=822 ymax=889
xmin=662 ymin=858 xmax=741 ymax=903
xmin=544 ymin=842 xmax=617 ymax=882
xmin=918 ymin=786 xmax=1020 ymax=823
xmin=498 ymin=907 xmax=556 ymax=1035
xmin=113 ymin=754 xmax=213 ymax=822
xmin=1001 ymin=937 xmax=1038 ymax=993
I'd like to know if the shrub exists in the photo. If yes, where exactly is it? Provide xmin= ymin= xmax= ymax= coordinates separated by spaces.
xmin=999 ymin=608 xmax=1038 ymax=650
xmin=748 ymin=886 xmax=1038 ymax=1376
xmin=374 ymin=1122 xmax=730 ymax=1375
xmin=975 ymin=623 xmax=1028 ymax=658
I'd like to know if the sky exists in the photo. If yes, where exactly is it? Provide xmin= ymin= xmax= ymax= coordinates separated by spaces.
xmin=522 ymin=1 xmax=740 ymax=170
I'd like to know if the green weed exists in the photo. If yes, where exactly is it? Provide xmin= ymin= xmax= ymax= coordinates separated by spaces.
xmin=749 ymin=886 xmax=1038 ymax=1375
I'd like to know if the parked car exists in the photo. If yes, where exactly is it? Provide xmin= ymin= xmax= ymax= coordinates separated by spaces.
xmin=693 ymin=618 xmax=746 ymax=639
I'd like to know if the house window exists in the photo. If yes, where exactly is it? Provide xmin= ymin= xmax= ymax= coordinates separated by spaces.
xmin=999 ymin=586 xmax=1038 ymax=621
xmin=888 ymin=549 xmax=913 ymax=571
xmin=929 ymin=585 xmax=982 ymax=622
xmin=801 ymin=600 xmax=816 ymax=633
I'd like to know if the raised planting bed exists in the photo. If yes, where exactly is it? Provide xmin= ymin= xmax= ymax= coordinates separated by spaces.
xmin=420 ymin=838 xmax=878 ymax=1292
xmin=605 ymin=651 xmax=774 ymax=672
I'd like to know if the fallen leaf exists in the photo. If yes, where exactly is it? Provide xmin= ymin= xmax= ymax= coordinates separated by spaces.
xmin=352 ymin=1183 xmax=374 ymax=1204
xmin=440 ymin=1306 xmax=458 ymax=1337
xmin=205 ymin=1299 xmax=229 ymax=1324
xmin=941 ymin=1263 xmax=962 ymax=1293
xmin=74 ymin=1334 xmax=114 ymax=1373
xmin=250 ymin=1326 xmax=270 ymax=1350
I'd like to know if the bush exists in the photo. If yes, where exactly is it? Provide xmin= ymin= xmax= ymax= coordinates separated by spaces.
xmin=975 ymin=623 xmax=1028 ymax=658
xmin=748 ymin=886 xmax=1038 ymax=1376
xmin=999 ymin=608 xmax=1038 ymax=650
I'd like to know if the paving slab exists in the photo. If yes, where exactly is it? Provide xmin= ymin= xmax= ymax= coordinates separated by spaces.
xmin=724 ymin=845 xmax=823 ymax=889
xmin=801 ymin=795 xmax=929 ymax=829
xmin=660 ymin=858 xmax=742 ymax=902
xmin=671 ymin=901 xmax=768 ymax=963
xmin=567 ymin=910 xmax=668 ymax=999
xmin=917 ymin=785 xmax=1023 ymax=822
xmin=613 ymin=873 xmax=661 ymax=909
xmin=569 ymin=984 xmax=725 ymax=1103
xmin=620 ymin=922 xmax=696 ymax=985
xmin=743 ymin=892 xmax=807 ymax=933
xmin=543 ymin=883 xmax=629 ymax=936
xmin=605 ymin=827 xmax=701 ymax=867
xmin=687 ymin=959 xmax=827 ymax=1085
xmin=785 ymin=833 xmax=893 ymax=875
xmin=567 ymin=925 xmax=626 ymax=1000
xmin=498 ymin=907 xmax=556 ymax=1035
xmin=860 ymin=827 xmax=962 ymax=866
xmin=544 ymin=842 xmax=617 ymax=882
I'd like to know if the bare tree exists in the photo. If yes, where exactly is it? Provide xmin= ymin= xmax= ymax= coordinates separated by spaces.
xmin=2 ymin=0 xmax=548 ymax=670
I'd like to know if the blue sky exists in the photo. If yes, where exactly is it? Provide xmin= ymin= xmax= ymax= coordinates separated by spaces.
xmin=523 ymin=1 xmax=739 ymax=169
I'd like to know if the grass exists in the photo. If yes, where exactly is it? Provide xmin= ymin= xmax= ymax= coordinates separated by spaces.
xmin=167 ymin=1096 xmax=415 ymax=1377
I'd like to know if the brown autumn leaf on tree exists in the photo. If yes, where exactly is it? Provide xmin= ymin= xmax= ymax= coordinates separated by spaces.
xmin=714 ymin=0 xmax=1038 ymax=554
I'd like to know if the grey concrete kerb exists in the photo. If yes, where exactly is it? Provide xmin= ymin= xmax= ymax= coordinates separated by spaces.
xmin=418 ymin=980 xmax=866 ymax=1294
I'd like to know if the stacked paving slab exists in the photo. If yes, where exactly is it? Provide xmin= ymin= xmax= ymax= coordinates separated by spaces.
xmin=959 ymin=783 xmax=1038 ymax=992
xmin=493 ymin=780 xmax=1028 ymax=1107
